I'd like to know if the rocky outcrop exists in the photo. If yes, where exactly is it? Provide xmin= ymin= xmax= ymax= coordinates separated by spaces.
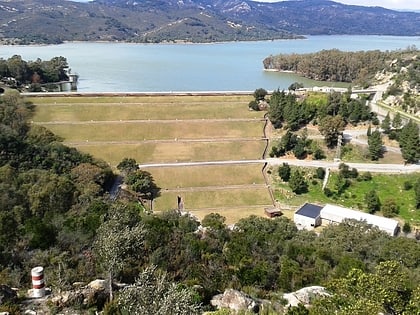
xmin=283 ymin=285 xmax=330 ymax=308
xmin=211 ymin=289 xmax=260 ymax=313
xmin=49 ymin=279 xmax=108 ymax=310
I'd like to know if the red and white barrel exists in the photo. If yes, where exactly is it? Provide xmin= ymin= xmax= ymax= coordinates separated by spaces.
xmin=31 ymin=266 xmax=45 ymax=298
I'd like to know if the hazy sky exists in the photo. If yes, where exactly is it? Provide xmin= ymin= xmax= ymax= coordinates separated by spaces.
xmin=259 ymin=0 xmax=420 ymax=10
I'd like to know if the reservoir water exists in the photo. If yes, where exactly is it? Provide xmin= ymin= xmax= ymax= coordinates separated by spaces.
xmin=1 ymin=35 xmax=419 ymax=92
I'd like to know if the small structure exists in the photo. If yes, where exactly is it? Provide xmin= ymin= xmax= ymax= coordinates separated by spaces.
xmin=31 ymin=266 xmax=45 ymax=298
xmin=320 ymin=204 xmax=399 ymax=236
xmin=294 ymin=203 xmax=322 ymax=230
xmin=264 ymin=207 xmax=282 ymax=218
xmin=294 ymin=203 xmax=400 ymax=236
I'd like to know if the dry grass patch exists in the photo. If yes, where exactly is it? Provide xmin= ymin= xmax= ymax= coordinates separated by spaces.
xmin=28 ymin=94 xmax=252 ymax=105
xmin=71 ymin=141 xmax=266 ymax=166
xmin=153 ymin=188 xmax=272 ymax=212
xmin=43 ymin=120 xmax=264 ymax=141
xmin=30 ymin=95 xmax=260 ymax=122
xmin=147 ymin=164 xmax=265 ymax=188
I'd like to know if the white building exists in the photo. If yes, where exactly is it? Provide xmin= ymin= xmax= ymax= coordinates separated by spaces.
xmin=294 ymin=203 xmax=322 ymax=230
xmin=320 ymin=204 xmax=400 ymax=236
xmin=294 ymin=203 xmax=400 ymax=236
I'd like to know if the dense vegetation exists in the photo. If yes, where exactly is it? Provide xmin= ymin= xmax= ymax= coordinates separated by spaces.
xmin=263 ymin=48 xmax=419 ymax=85
xmin=1 ymin=0 xmax=419 ymax=45
xmin=0 ymin=56 xmax=70 ymax=91
xmin=0 ymin=91 xmax=419 ymax=314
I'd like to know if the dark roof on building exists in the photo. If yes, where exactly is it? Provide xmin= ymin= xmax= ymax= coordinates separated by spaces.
xmin=296 ymin=203 xmax=322 ymax=219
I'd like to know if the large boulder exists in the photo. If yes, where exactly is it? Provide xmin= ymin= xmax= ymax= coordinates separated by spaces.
xmin=283 ymin=286 xmax=330 ymax=308
xmin=211 ymin=289 xmax=260 ymax=313
xmin=0 ymin=285 xmax=17 ymax=305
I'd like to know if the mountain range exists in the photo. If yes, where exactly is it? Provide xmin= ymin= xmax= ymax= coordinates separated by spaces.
xmin=0 ymin=0 xmax=419 ymax=44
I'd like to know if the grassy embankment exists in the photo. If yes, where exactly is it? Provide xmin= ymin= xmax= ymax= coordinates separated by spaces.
xmin=30 ymin=94 xmax=419 ymax=225
xmin=30 ymin=95 xmax=273 ymax=224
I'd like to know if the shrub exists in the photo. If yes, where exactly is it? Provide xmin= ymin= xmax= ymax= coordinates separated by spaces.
xmin=360 ymin=172 xmax=372 ymax=181
xmin=324 ymin=187 xmax=333 ymax=197
xmin=403 ymin=181 xmax=413 ymax=190
xmin=402 ymin=222 xmax=411 ymax=234
xmin=278 ymin=163 xmax=291 ymax=182
xmin=315 ymin=167 xmax=326 ymax=179
xmin=382 ymin=199 xmax=399 ymax=218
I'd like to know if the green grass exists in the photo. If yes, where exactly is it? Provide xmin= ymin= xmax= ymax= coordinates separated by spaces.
xmin=271 ymin=166 xmax=420 ymax=226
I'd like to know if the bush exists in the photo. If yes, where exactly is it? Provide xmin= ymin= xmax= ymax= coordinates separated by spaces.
xmin=324 ymin=187 xmax=333 ymax=197
xmin=278 ymin=163 xmax=291 ymax=182
xmin=382 ymin=199 xmax=399 ymax=218
xmin=316 ymin=167 xmax=326 ymax=179
xmin=313 ymin=148 xmax=325 ymax=160
xmin=403 ymin=181 xmax=413 ymax=190
xmin=388 ymin=130 xmax=399 ymax=140
xmin=402 ymin=222 xmax=411 ymax=234
xmin=248 ymin=100 xmax=259 ymax=111
xmin=360 ymin=172 xmax=372 ymax=181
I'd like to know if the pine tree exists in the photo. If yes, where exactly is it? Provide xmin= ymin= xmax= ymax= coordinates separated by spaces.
xmin=368 ymin=129 xmax=383 ymax=160
xmin=289 ymin=169 xmax=308 ymax=194
xmin=381 ymin=112 xmax=391 ymax=134
xmin=278 ymin=163 xmax=291 ymax=182
xmin=399 ymin=120 xmax=420 ymax=164
xmin=392 ymin=112 xmax=403 ymax=129
xmin=365 ymin=190 xmax=381 ymax=214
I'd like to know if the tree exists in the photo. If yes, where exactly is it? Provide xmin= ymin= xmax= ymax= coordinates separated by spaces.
xmin=117 ymin=266 xmax=201 ymax=315
xmin=367 ymin=129 xmax=383 ymax=160
xmin=268 ymin=89 xmax=287 ymax=129
xmin=288 ymin=82 xmax=304 ymax=91
xmin=392 ymin=112 xmax=403 ymax=129
xmin=202 ymin=213 xmax=226 ymax=230
xmin=381 ymin=199 xmax=399 ymax=218
xmin=315 ymin=167 xmax=325 ymax=180
xmin=93 ymin=205 xmax=145 ymax=301
xmin=117 ymin=157 xmax=138 ymax=176
xmin=253 ymin=88 xmax=267 ymax=101
xmin=289 ymin=169 xmax=308 ymax=194
xmin=365 ymin=190 xmax=380 ymax=214
xmin=126 ymin=170 xmax=161 ymax=200
xmin=312 ymin=261 xmax=415 ymax=315
xmin=293 ymin=138 xmax=307 ymax=159
xmin=318 ymin=115 xmax=346 ymax=148
xmin=399 ymin=120 xmax=420 ymax=164
xmin=402 ymin=222 xmax=412 ymax=234
xmin=278 ymin=163 xmax=291 ymax=182
xmin=381 ymin=112 xmax=391 ymax=134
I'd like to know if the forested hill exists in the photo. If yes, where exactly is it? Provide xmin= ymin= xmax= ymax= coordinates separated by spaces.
xmin=0 ymin=0 xmax=419 ymax=45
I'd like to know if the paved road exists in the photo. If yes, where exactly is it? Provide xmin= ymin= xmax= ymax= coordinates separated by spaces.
xmin=139 ymin=158 xmax=420 ymax=173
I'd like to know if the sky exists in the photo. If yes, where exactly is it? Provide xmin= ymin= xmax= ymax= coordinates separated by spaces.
xmin=259 ymin=0 xmax=420 ymax=10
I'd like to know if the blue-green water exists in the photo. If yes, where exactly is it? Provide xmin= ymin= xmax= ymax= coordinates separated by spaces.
xmin=1 ymin=35 xmax=419 ymax=92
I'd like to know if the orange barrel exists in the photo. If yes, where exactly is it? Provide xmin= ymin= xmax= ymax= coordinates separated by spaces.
xmin=31 ymin=266 xmax=45 ymax=298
